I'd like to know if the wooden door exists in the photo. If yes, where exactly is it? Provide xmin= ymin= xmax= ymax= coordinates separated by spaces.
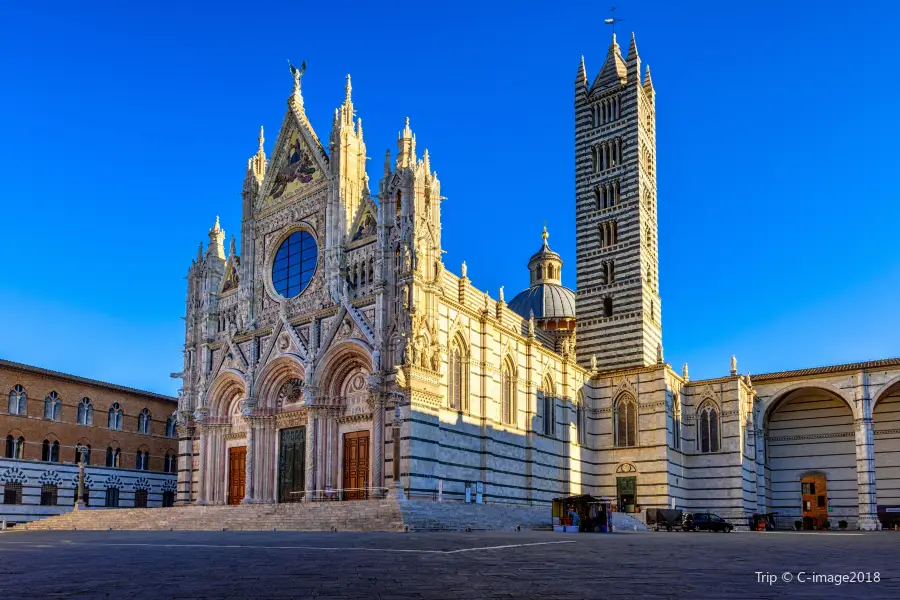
xmin=279 ymin=427 xmax=306 ymax=503
xmin=801 ymin=474 xmax=828 ymax=529
xmin=342 ymin=431 xmax=370 ymax=500
xmin=228 ymin=446 xmax=246 ymax=505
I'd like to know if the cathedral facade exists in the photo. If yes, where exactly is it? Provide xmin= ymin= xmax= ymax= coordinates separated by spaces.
xmin=173 ymin=33 xmax=900 ymax=531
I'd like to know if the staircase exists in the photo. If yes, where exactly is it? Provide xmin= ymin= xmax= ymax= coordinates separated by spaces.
xmin=400 ymin=501 xmax=552 ymax=532
xmin=18 ymin=500 xmax=405 ymax=532
xmin=611 ymin=511 xmax=649 ymax=531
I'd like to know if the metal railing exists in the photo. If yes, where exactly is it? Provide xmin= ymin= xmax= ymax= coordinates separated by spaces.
xmin=286 ymin=487 xmax=391 ymax=502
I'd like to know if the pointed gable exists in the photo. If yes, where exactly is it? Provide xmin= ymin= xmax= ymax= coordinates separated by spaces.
xmin=257 ymin=106 xmax=330 ymax=212
xmin=591 ymin=34 xmax=627 ymax=93
xmin=349 ymin=197 xmax=378 ymax=243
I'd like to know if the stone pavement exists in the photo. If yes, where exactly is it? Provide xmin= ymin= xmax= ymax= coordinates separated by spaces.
xmin=0 ymin=529 xmax=897 ymax=599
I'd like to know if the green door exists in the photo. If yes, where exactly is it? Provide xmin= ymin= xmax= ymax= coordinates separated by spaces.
xmin=616 ymin=476 xmax=637 ymax=510
xmin=279 ymin=427 xmax=306 ymax=503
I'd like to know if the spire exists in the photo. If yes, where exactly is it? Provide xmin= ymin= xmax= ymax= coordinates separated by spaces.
xmin=576 ymin=55 xmax=587 ymax=85
xmin=248 ymin=126 xmax=266 ymax=183
xmin=396 ymin=117 xmax=416 ymax=168
xmin=345 ymin=73 xmax=352 ymax=103
xmin=229 ymin=235 xmax=236 ymax=258
xmin=357 ymin=117 xmax=363 ymax=140
xmin=626 ymin=32 xmax=641 ymax=83
xmin=643 ymin=65 xmax=655 ymax=98
xmin=592 ymin=32 xmax=628 ymax=91
xmin=423 ymin=148 xmax=430 ymax=175
xmin=384 ymin=149 xmax=391 ymax=176
xmin=207 ymin=216 xmax=225 ymax=260
xmin=196 ymin=242 xmax=203 ymax=263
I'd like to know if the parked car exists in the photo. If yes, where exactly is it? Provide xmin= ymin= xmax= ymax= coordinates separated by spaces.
xmin=684 ymin=512 xmax=733 ymax=532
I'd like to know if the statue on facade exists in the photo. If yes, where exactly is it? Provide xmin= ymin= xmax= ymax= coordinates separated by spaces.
xmin=527 ymin=310 xmax=535 ymax=337
xmin=430 ymin=341 xmax=442 ymax=372
xmin=730 ymin=354 xmax=737 ymax=375
xmin=461 ymin=261 xmax=467 ymax=279
xmin=499 ymin=286 xmax=505 ymax=303
xmin=401 ymin=245 xmax=412 ymax=273
xmin=590 ymin=354 xmax=598 ymax=372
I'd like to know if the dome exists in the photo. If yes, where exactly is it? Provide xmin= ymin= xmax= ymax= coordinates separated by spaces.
xmin=509 ymin=282 xmax=576 ymax=321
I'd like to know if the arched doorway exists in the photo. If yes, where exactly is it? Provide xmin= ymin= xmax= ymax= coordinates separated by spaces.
xmin=800 ymin=473 xmax=828 ymax=529
xmin=874 ymin=379 xmax=900 ymax=529
xmin=765 ymin=387 xmax=855 ymax=527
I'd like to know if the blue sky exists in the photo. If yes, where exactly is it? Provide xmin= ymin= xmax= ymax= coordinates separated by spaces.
xmin=1 ymin=1 xmax=898 ymax=395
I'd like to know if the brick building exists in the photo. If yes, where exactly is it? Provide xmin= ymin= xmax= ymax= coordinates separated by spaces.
xmin=1 ymin=359 xmax=178 ymax=524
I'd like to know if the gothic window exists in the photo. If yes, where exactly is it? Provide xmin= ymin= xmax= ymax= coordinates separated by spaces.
xmin=603 ymin=296 xmax=613 ymax=318
xmin=137 ymin=408 xmax=151 ymax=434
xmin=136 ymin=450 xmax=149 ymax=470
xmin=697 ymin=402 xmax=721 ymax=453
xmin=40 ymin=484 xmax=58 ymax=506
xmin=43 ymin=392 xmax=61 ymax=421
xmin=105 ymin=487 xmax=120 ymax=508
xmin=8 ymin=385 xmax=26 ymax=415
xmin=540 ymin=376 xmax=555 ymax=437
xmin=614 ymin=395 xmax=637 ymax=447
xmin=41 ymin=439 xmax=60 ymax=462
xmin=165 ymin=414 xmax=177 ymax=438
xmin=134 ymin=489 xmax=148 ymax=508
xmin=447 ymin=336 xmax=468 ymax=411
xmin=4 ymin=482 xmax=23 ymax=505
xmin=77 ymin=398 xmax=93 ymax=426
xmin=272 ymin=230 xmax=318 ymax=298
xmin=164 ymin=451 xmax=177 ymax=473
xmin=5 ymin=435 xmax=24 ymax=459
xmin=609 ymin=260 xmax=615 ymax=283
xmin=108 ymin=403 xmax=123 ymax=430
xmin=501 ymin=358 xmax=516 ymax=425
xmin=106 ymin=446 xmax=121 ymax=468
xmin=673 ymin=396 xmax=682 ymax=450
xmin=576 ymin=390 xmax=586 ymax=446
xmin=536 ymin=266 xmax=543 ymax=280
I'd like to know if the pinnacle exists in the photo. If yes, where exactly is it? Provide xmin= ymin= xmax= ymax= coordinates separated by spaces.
xmin=257 ymin=126 xmax=265 ymax=153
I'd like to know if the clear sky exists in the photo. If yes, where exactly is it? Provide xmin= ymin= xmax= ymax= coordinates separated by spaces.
xmin=2 ymin=0 xmax=898 ymax=396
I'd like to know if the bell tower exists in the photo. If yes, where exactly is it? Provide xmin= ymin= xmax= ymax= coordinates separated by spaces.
xmin=574 ymin=32 xmax=661 ymax=371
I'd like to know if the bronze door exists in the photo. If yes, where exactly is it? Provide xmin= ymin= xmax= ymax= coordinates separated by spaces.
xmin=342 ymin=431 xmax=370 ymax=500
xmin=228 ymin=446 xmax=246 ymax=505
xmin=279 ymin=427 xmax=306 ymax=503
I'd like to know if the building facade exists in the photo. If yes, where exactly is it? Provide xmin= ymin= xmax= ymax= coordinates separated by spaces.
xmin=173 ymin=33 xmax=900 ymax=530
xmin=1 ymin=360 xmax=178 ymax=524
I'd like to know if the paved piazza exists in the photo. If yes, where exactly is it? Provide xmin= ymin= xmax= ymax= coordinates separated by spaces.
xmin=0 ymin=530 xmax=897 ymax=599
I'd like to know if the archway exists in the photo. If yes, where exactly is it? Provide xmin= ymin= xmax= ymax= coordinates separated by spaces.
xmin=874 ymin=379 xmax=900 ymax=528
xmin=204 ymin=371 xmax=246 ymax=504
xmin=315 ymin=341 xmax=373 ymax=500
xmin=765 ymin=387 xmax=856 ymax=527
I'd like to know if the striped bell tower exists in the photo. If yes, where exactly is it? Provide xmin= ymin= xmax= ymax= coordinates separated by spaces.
xmin=574 ymin=32 xmax=661 ymax=371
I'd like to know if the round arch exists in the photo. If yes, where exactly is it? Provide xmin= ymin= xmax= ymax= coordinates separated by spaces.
xmin=207 ymin=370 xmax=247 ymax=418
xmin=253 ymin=354 xmax=306 ymax=410
xmin=761 ymin=382 xmax=857 ymax=425
xmin=873 ymin=373 xmax=900 ymax=409
xmin=315 ymin=340 xmax=373 ymax=400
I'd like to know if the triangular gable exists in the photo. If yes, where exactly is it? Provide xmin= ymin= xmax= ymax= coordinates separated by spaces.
xmin=349 ymin=198 xmax=378 ymax=242
xmin=221 ymin=256 xmax=240 ymax=293
xmin=257 ymin=107 xmax=330 ymax=211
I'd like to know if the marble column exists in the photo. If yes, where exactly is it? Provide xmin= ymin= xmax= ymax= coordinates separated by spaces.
xmin=243 ymin=420 xmax=255 ymax=503
xmin=753 ymin=427 xmax=767 ymax=514
xmin=197 ymin=427 xmax=208 ymax=504
xmin=372 ymin=395 xmax=385 ymax=497
xmin=305 ymin=408 xmax=317 ymax=501
xmin=855 ymin=415 xmax=880 ymax=530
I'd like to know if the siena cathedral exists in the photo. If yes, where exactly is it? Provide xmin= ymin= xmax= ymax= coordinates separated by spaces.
xmin=173 ymin=33 xmax=900 ymax=530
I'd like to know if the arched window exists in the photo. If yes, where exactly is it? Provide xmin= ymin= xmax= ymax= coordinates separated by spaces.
xmin=164 ymin=451 xmax=177 ymax=473
xmin=41 ymin=439 xmax=59 ymax=462
xmin=614 ymin=395 xmax=637 ymax=447
xmin=136 ymin=450 xmax=149 ymax=470
xmin=40 ymin=484 xmax=58 ymax=506
xmin=576 ymin=390 xmax=586 ymax=446
xmin=447 ymin=337 xmax=468 ymax=411
xmin=134 ymin=489 xmax=148 ymax=508
xmin=540 ymin=376 xmax=555 ymax=437
xmin=165 ymin=413 xmax=177 ymax=438
xmin=5 ymin=435 xmax=25 ymax=459
xmin=536 ymin=265 xmax=543 ymax=280
xmin=106 ymin=446 xmax=121 ymax=468
xmin=108 ymin=403 xmax=123 ymax=430
xmin=105 ymin=487 xmax=120 ymax=507
xmin=77 ymin=398 xmax=94 ymax=426
xmin=8 ymin=385 xmax=26 ymax=415
xmin=500 ymin=359 xmax=515 ymax=425
xmin=4 ymin=482 xmax=23 ymax=505
xmin=697 ymin=402 xmax=720 ymax=453
xmin=43 ymin=392 xmax=62 ymax=421
xmin=603 ymin=296 xmax=613 ymax=318
xmin=137 ymin=408 xmax=151 ymax=434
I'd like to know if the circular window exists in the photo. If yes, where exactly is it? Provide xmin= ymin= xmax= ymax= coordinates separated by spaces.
xmin=272 ymin=230 xmax=317 ymax=298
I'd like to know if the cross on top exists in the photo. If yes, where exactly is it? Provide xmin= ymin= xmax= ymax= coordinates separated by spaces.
xmin=604 ymin=6 xmax=624 ymax=35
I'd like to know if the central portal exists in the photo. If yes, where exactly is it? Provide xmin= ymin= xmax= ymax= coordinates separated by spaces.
xmin=228 ymin=446 xmax=246 ymax=505
xmin=342 ymin=431 xmax=370 ymax=500
xmin=279 ymin=426 xmax=306 ymax=503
